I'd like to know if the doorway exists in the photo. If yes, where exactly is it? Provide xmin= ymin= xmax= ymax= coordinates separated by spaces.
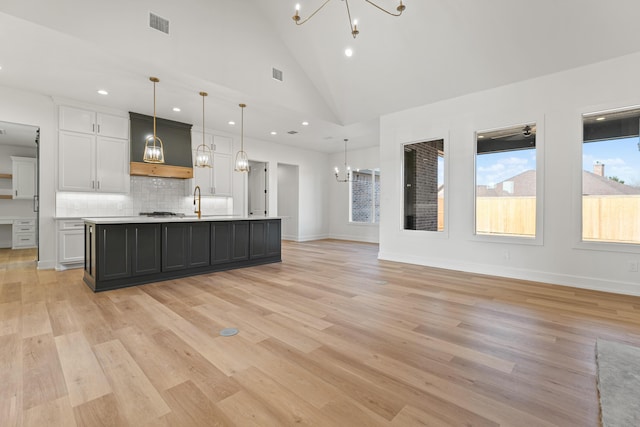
xmin=248 ymin=160 xmax=268 ymax=216
xmin=277 ymin=163 xmax=299 ymax=241
xmin=0 ymin=120 xmax=39 ymax=266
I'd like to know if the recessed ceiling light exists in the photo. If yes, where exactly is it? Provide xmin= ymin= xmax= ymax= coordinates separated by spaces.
xmin=345 ymin=48 xmax=353 ymax=57
xmin=0 ymin=66 xmax=3 ymax=71
xmin=596 ymin=117 xmax=606 ymax=121
xmin=228 ymin=121 xmax=235 ymax=126
xmin=97 ymin=89 xmax=108 ymax=95
xmin=173 ymin=107 xmax=181 ymax=112
xmin=270 ymin=131 xmax=277 ymax=135
xmin=302 ymin=121 xmax=309 ymax=126
xmin=478 ymin=135 xmax=485 ymax=139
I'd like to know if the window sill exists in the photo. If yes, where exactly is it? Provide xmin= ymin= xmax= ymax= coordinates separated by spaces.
xmin=472 ymin=233 xmax=543 ymax=246
xmin=574 ymin=240 xmax=640 ymax=254
xmin=348 ymin=221 xmax=379 ymax=227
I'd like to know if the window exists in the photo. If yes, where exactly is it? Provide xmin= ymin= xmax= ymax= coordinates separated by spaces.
xmin=350 ymin=169 xmax=380 ymax=223
xmin=475 ymin=123 xmax=537 ymax=238
xmin=403 ymin=139 xmax=445 ymax=231
xmin=582 ymin=108 xmax=640 ymax=245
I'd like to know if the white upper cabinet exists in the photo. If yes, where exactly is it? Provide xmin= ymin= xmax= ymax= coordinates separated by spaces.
xmin=11 ymin=156 xmax=36 ymax=199
xmin=59 ymin=105 xmax=129 ymax=139
xmin=213 ymin=135 xmax=232 ymax=154
xmin=59 ymin=106 xmax=95 ymax=134
xmin=58 ymin=105 xmax=130 ymax=193
xmin=190 ymin=131 xmax=233 ymax=196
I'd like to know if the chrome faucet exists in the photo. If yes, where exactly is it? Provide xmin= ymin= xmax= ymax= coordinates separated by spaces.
xmin=193 ymin=185 xmax=202 ymax=219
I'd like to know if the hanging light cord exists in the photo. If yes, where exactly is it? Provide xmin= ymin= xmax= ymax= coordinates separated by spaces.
xmin=240 ymin=104 xmax=244 ymax=151
xmin=152 ymin=80 xmax=157 ymax=143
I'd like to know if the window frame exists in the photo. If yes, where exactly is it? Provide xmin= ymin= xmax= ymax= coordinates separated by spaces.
xmin=348 ymin=168 xmax=380 ymax=225
xmin=472 ymin=119 xmax=545 ymax=246
xmin=574 ymin=104 xmax=640 ymax=254
xmin=399 ymin=135 xmax=449 ymax=238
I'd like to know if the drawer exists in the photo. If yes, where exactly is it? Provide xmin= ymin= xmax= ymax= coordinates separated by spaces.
xmin=14 ymin=225 xmax=35 ymax=233
xmin=14 ymin=219 xmax=35 ymax=226
xmin=59 ymin=220 xmax=85 ymax=230
xmin=13 ymin=233 xmax=35 ymax=248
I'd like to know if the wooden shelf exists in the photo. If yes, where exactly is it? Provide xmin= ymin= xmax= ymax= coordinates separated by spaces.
xmin=0 ymin=173 xmax=12 ymax=179
xmin=0 ymin=195 xmax=12 ymax=199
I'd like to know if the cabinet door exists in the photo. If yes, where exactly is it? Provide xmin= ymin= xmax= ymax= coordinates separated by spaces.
xmin=213 ymin=153 xmax=232 ymax=196
xmin=213 ymin=135 xmax=232 ymax=154
xmin=97 ymin=113 xmax=128 ymax=139
xmin=59 ymin=230 xmax=84 ymax=263
xmin=192 ymin=154 xmax=214 ymax=196
xmin=266 ymin=220 xmax=281 ymax=257
xmin=59 ymin=106 xmax=96 ymax=134
xmin=59 ymin=131 xmax=95 ymax=191
xmin=231 ymin=222 xmax=250 ymax=261
xmin=250 ymin=221 xmax=267 ymax=259
xmin=211 ymin=222 xmax=232 ymax=264
xmin=11 ymin=157 xmax=36 ymax=199
xmin=96 ymin=137 xmax=129 ymax=193
xmin=162 ymin=223 xmax=188 ymax=272
xmin=98 ymin=225 xmax=131 ymax=281
xmin=131 ymin=224 xmax=161 ymax=276
xmin=188 ymin=222 xmax=210 ymax=268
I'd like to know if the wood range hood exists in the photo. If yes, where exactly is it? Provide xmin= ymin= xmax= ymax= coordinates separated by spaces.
xmin=129 ymin=112 xmax=194 ymax=179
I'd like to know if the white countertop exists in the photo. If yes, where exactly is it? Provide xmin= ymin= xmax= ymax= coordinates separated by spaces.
xmin=82 ymin=215 xmax=280 ymax=224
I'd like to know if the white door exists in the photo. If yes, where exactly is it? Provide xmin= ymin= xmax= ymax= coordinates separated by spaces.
xmin=248 ymin=161 xmax=267 ymax=216
xmin=59 ymin=106 xmax=95 ymax=134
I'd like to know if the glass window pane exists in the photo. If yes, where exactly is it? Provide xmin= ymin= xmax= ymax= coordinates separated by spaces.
xmin=475 ymin=124 xmax=536 ymax=237
xmin=351 ymin=170 xmax=373 ymax=222
xmin=582 ymin=108 xmax=640 ymax=244
xmin=403 ymin=139 xmax=445 ymax=231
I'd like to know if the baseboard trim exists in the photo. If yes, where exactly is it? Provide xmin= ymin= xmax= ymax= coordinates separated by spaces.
xmin=37 ymin=260 xmax=56 ymax=270
xmin=328 ymin=234 xmax=379 ymax=244
xmin=377 ymin=251 xmax=640 ymax=297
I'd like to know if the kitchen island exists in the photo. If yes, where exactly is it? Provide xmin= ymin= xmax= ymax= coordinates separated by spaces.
xmin=83 ymin=216 xmax=281 ymax=292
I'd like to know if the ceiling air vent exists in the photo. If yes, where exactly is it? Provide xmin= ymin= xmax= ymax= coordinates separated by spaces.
xmin=149 ymin=12 xmax=170 ymax=34
xmin=287 ymin=130 xmax=298 ymax=135
xmin=272 ymin=68 xmax=283 ymax=82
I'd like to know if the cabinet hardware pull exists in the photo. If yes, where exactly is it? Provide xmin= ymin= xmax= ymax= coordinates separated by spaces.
xmin=97 ymin=181 xmax=100 ymax=189
xmin=92 ymin=124 xmax=95 ymax=132
xmin=97 ymin=124 xmax=101 ymax=133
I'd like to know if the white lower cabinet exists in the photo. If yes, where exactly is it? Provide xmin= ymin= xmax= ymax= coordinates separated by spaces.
xmin=57 ymin=219 xmax=85 ymax=268
xmin=12 ymin=219 xmax=36 ymax=249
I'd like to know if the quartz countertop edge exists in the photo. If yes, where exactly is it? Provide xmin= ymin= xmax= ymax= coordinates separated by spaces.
xmin=82 ymin=216 xmax=280 ymax=224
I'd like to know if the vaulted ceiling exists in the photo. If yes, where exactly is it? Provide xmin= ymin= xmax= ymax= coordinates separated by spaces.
xmin=1 ymin=0 xmax=640 ymax=152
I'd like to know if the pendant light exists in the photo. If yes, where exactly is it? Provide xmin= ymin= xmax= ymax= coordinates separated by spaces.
xmin=194 ymin=91 xmax=213 ymax=168
xmin=143 ymin=77 xmax=165 ymax=163
xmin=334 ymin=138 xmax=352 ymax=182
xmin=234 ymin=103 xmax=249 ymax=172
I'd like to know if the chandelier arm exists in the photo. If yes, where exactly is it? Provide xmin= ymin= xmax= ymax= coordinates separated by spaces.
xmin=294 ymin=0 xmax=333 ymax=25
xmin=364 ymin=0 xmax=405 ymax=17
xmin=344 ymin=0 xmax=357 ymax=38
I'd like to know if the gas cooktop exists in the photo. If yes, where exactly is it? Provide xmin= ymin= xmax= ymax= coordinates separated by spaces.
xmin=139 ymin=211 xmax=185 ymax=217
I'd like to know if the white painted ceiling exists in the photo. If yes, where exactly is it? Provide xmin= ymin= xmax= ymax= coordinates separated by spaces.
xmin=1 ymin=0 xmax=640 ymax=153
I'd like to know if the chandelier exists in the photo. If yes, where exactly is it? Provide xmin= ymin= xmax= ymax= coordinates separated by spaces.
xmin=334 ymin=139 xmax=352 ymax=182
xmin=292 ymin=0 xmax=406 ymax=39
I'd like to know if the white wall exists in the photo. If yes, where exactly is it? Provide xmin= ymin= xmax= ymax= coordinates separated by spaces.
xmin=328 ymin=146 xmax=380 ymax=243
xmin=232 ymin=135 xmax=330 ymax=241
xmin=0 ymin=85 xmax=55 ymax=268
xmin=380 ymin=51 xmax=640 ymax=296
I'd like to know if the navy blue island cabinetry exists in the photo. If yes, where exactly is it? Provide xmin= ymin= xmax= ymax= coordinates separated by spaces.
xmin=83 ymin=217 xmax=281 ymax=292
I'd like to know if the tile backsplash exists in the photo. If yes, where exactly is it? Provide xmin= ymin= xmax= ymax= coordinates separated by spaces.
xmin=56 ymin=176 xmax=233 ymax=218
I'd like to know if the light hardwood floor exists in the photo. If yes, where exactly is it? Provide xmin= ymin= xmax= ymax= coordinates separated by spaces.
xmin=1 ymin=240 xmax=639 ymax=426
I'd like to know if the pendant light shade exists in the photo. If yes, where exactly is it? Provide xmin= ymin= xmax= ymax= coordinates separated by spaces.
xmin=143 ymin=77 xmax=165 ymax=164
xmin=234 ymin=103 xmax=249 ymax=172
xmin=194 ymin=91 xmax=213 ymax=168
